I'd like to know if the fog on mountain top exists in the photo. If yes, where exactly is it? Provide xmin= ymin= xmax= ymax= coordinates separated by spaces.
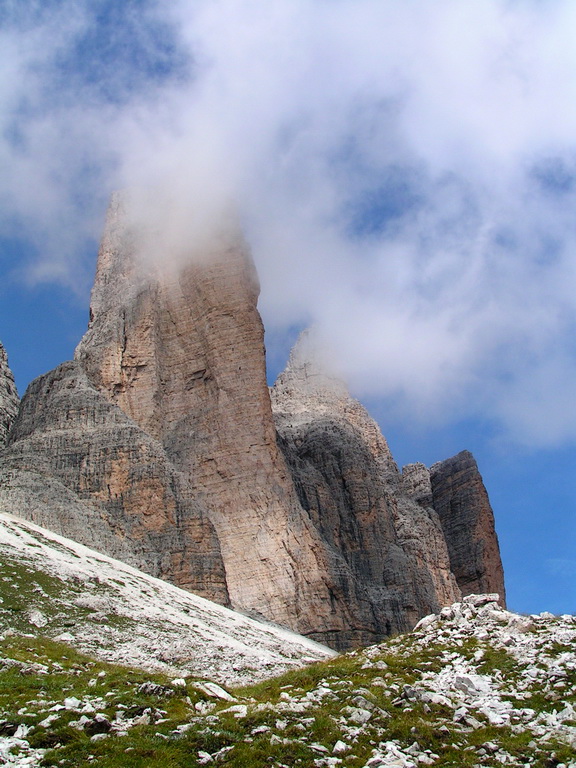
xmin=1 ymin=0 xmax=576 ymax=447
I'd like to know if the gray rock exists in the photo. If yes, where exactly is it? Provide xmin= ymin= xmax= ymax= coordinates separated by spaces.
xmin=0 ymin=197 xmax=505 ymax=651
xmin=342 ymin=706 xmax=372 ymax=724
xmin=0 ymin=341 xmax=18 ymax=449
xmin=271 ymin=333 xmax=461 ymax=647
xmin=0 ymin=360 xmax=228 ymax=602
xmin=430 ymin=451 xmax=506 ymax=604
xmin=68 ymin=195 xmax=376 ymax=644
xmin=401 ymin=463 xmax=433 ymax=508
xmin=463 ymin=593 xmax=501 ymax=607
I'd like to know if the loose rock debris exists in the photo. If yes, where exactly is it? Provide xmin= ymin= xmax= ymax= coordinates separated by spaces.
xmin=1 ymin=594 xmax=575 ymax=766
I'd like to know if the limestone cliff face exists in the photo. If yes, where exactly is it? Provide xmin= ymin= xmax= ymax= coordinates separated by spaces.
xmin=0 ymin=360 xmax=228 ymax=602
xmin=271 ymin=336 xmax=461 ymax=639
xmin=401 ymin=463 xmax=433 ymax=508
xmin=0 ymin=342 xmax=18 ymax=448
xmin=0 ymin=198 xmax=506 ymax=649
xmin=1 ymin=197 xmax=354 ymax=641
xmin=70 ymin=195 xmax=344 ymax=634
xmin=430 ymin=451 xmax=506 ymax=604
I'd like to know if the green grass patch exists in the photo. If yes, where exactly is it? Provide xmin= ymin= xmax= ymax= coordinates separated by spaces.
xmin=1 ymin=609 xmax=575 ymax=767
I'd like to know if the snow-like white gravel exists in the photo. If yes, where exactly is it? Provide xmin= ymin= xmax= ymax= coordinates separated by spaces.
xmin=0 ymin=511 xmax=335 ymax=684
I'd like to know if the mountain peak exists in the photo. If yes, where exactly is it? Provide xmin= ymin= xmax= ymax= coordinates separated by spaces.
xmin=0 ymin=340 xmax=19 ymax=449
xmin=0 ymin=203 xmax=505 ymax=650
xmin=273 ymin=329 xmax=349 ymax=399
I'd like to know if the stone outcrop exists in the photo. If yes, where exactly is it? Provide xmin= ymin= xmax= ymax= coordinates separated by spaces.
xmin=430 ymin=451 xmax=506 ymax=603
xmin=0 ymin=360 xmax=228 ymax=602
xmin=271 ymin=335 xmax=461 ymax=639
xmin=0 ymin=342 xmax=18 ymax=448
xmin=0 ymin=196 xmax=506 ymax=649
xmin=69 ymin=195 xmax=348 ymax=636
xmin=0 ymin=197 xmax=354 ymax=645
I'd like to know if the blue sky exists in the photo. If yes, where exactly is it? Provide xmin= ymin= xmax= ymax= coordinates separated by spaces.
xmin=1 ymin=0 xmax=575 ymax=616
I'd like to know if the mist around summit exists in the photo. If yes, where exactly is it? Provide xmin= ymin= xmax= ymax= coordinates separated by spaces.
xmin=1 ymin=0 xmax=576 ymax=447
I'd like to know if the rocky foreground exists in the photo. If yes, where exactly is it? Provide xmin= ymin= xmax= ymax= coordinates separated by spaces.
xmin=1 ymin=593 xmax=574 ymax=767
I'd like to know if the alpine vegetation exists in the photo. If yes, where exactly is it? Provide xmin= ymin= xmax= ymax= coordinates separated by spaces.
xmin=0 ymin=590 xmax=574 ymax=767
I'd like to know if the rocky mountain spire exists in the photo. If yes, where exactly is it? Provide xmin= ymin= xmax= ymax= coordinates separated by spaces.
xmin=0 ymin=341 xmax=18 ymax=449
xmin=72 ymin=194 xmax=344 ymax=633
xmin=0 ymin=197 xmax=350 ymax=641
xmin=271 ymin=332 xmax=462 ymax=641
xmin=0 ymin=198 xmax=506 ymax=649
xmin=430 ymin=450 xmax=506 ymax=603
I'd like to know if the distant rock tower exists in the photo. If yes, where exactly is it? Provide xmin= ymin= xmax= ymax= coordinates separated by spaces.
xmin=430 ymin=451 xmax=506 ymax=603
xmin=0 ymin=197 xmax=505 ymax=649
xmin=0 ymin=341 xmax=18 ymax=449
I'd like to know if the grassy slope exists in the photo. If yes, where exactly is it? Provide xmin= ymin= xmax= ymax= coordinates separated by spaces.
xmin=0 ymin=512 xmax=335 ymax=686
xmin=1 ymin=617 xmax=575 ymax=768
xmin=1 ymin=515 xmax=574 ymax=767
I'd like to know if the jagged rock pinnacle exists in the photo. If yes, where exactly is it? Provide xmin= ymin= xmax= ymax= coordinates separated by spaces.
xmin=271 ymin=331 xmax=463 ymax=641
xmin=0 ymin=341 xmax=19 ymax=449
xmin=0 ymin=199 xmax=506 ymax=649
xmin=431 ymin=450 xmax=506 ymax=604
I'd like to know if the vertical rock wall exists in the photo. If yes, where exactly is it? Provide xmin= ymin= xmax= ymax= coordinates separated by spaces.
xmin=430 ymin=451 xmax=506 ymax=604
xmin=72 ymin=196 xmax=342 ymax=634
xmin=0 ymin=197 xmax=506 ymax=648
xmin=271 ymin=336 xmax=461 ymax=640
xmin=0 ymin=342 xmax=18 ymax=449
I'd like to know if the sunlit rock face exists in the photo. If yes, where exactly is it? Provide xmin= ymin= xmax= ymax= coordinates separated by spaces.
xmin=0 ymin=197 xmax=344 ymax=641
xmin=0 ymin=342 xmax=18 ymax=449
xmin=0 ymin=359 xmax=229 ymax=602
xmin=0 ymin=197 xmax=505 ymax=649
xmin=71 ymin=195 xmax=343 ymax=635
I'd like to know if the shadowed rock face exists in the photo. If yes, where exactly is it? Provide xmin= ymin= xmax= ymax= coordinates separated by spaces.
xmin=430 ymin=451 xmax=506 ymax=605
xmin=0 ymin=342 xmax=18 ymax=449
xmin=0 ymin=197 xmax=506 ymax=649
xmin=271 ymin=337 xmax=461 ymax=642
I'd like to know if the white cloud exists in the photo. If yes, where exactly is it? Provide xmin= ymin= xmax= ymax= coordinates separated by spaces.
xmin=1 ymin=0 xmax=576 ymax=447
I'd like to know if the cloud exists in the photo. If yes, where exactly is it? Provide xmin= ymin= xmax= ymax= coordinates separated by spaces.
xmin=0 ymin=0 xmax=183 ymax=289
xmin=1 ymin=0 xmax=576 ymax=447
